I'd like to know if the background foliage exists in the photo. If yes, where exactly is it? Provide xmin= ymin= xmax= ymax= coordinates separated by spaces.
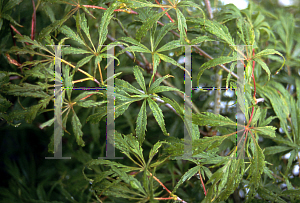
xmin=1 ymin=0 xmax=300 ymax=202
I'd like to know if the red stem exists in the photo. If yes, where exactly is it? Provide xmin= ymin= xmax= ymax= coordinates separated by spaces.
xmin=199 ymin=171 xmax=207 ymax=196
xmin=9 ymin=25 xmax=21 ymax=65
xmin=31 ymin=0 xmax=36 ymax=41
xmin=248 ymin=48 xmax=256 ymax=125
xmin=155 ymin=0 xmax=174 ymax=23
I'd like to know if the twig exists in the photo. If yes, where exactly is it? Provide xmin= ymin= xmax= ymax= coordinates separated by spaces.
xmin=31 ymin=0 xmax=36 ymax=41
xmin=10 ymin=25 xmax=30 ymax=46
xmin=155 ymin=0 xmax=174 ymax=23
xmin=81 ymin=4 xmax=138 ymax=14
xmin=148 ymin=172 xmax=188 ymax=203
xmin=9 ymin=25 xmax=21 ymax=65
xmin=204 ymin=0 xmax=213 ymax=20
xmin=198 ymin=170 xmax=207 ymax=196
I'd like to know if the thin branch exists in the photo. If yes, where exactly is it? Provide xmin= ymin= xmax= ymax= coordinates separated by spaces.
xmin=204 ymin=0 xmax=213 ymax=20
xmin=155 ymin=0 xmax=175 ymax=23
xmin=81 ymin=4 xmax=138 ymax=14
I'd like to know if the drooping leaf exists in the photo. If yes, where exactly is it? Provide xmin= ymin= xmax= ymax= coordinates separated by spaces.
xmin=135 ymin=100 xmax=147 ymax=144
xmin=147 ymin=97 xmax=169 ymax=136
xmin=76 ymin=100 xmax=107 ymax=108
xmin=97 ymin=3 xmax=118 ymax=52
xmin=153 ymin=23 xmax=177 ymax=50
xmin=133 ymin=66 xmax=146 ymax=92
xmin=192 ymin=112 xmax=236 ymax=127
xmin=173 ymin=165 xmax=201 ymax=193
xmin=60 ymin=25 xmax=85 ymax=46
xmin=71 ymin=111 xmax=85 ymax=147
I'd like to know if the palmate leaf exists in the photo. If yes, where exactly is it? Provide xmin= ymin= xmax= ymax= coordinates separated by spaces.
xmin=147 ymin=97 xmax=169 ymax=136
xmin=83 ymin=159 xmax=138 ymax=182
xmin=24 ymin=95 xmax=53 ymax=123
xmin=150 ymin=53 xmax=160 ymax=86
xmin=24 ymin=63 xmax=56 ymax=82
